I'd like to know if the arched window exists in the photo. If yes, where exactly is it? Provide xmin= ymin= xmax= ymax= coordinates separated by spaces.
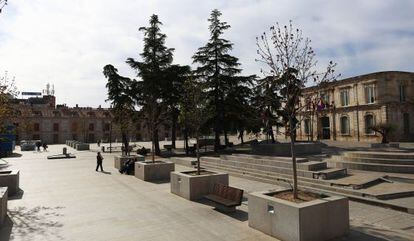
xmin=365 ymin=114 xmax=375 ymax=134
xmin=340 ymin=116 xmax=350 ymax=135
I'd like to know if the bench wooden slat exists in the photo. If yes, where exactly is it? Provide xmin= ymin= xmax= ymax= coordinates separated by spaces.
xmin=205 ymin=194 xmax=239 ymax=207
xmin=204 ymin=183 xmax=244 ymax=210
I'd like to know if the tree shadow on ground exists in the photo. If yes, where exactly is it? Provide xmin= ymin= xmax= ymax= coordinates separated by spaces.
xmin=332 ymin=224 xmax=413 ymax=241
xmin=2 ymin=153 xmax=22 ymax=158
xmin=0 ymin=206 xmax=65 ymax=241
xmin=100 ymin=171 xmax=112 ymax=175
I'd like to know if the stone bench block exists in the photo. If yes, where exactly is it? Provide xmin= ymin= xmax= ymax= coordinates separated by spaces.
xmin=0 ymin=170 xmax=19 ymax=196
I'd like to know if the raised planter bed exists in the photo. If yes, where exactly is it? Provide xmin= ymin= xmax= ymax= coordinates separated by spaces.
xmin=170 ymin=170 xmax=229 ymax=201
xmin=0 ymin=170 xmax=19 ymax=196
xmin=135 ymin=160 xmax=175 ymax=181
xmin=0 ymin=187 xmax=7 ymax=226
xmin=252 ymin=142 xmax=322 ymax=156
xmin=248 ymin=188 xmax=349 ymax=241
xmin=114 ymin=155 xmax=145 ymax=170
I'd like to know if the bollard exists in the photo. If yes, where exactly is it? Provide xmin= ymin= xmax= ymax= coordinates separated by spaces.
xmin=63 ymin=147 xmax=67 ymax=155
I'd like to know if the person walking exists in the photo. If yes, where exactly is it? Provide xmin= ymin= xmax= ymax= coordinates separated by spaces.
xmin=96 ymin=152 xmax=104 ymax=172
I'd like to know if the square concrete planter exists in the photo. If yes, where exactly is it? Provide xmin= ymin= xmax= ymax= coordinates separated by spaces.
xmin=248 ymin=189 xmax=349 ymax=241
xmin=170 ymin=171 xmax=229 ymax=201
xmin=114 ymin=155 xmax=145 ymax=170
xmin=134 ymin=160 xmax=175 ymax=181
xmin=0 ymin=170 xmax=19 ymax=196
xmin=0 ymin=187 xmax=7 ymax=226
xmin=76 ymin=143 xmax=90 ymax=151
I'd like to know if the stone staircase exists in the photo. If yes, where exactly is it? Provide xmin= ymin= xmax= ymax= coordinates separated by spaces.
xmin=327 ymin=151 xmax=414 ymax=174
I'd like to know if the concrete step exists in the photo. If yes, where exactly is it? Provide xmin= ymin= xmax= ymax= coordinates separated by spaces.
xmin=200 ymin=162 xmax=364 ymax=197
xmin=341 ymin=156 xmax=414 ymax=165
xmin=201 ymin=157 xmax=346 ymax=180
xmin=328 ymin=159 xmax=414 ymax=174
xmin=220 ymin=155 xmax=327 ymax=171
xmin=230 ymin=154 xmax=308 ymax=163
xmin=344 ymin=151 xmax=414 ymax=160
xmin=170 ymin=157 xmax=197 ymax=167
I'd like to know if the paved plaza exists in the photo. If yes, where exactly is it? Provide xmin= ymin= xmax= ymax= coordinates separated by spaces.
xmin=0 ymin=144 xmax=413 ymax=241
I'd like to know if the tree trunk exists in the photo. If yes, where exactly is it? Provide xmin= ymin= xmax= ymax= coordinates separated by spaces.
xmin=224 ymin=129 xmax=229 ymax=146
xmin=196 ymin=134 xmax=200 ymax=175
xmin=184 ymin=128 xmax=189 ymax=155
xmin=171 ymin=110 xmax=178 ymax=148
xmin=214 ymin=129 xmax=220 ymax=152
xmin=122 ymin=131 xmax=129 ymax=156
xmin=269 ymin=126 xmax=275 ymax=143
xmin=289 ymin=117 xmax=298 ymax=199
xmin=239 ymin=130 xmax=244 ymax=144
xmin=154 ymin=129 xmax=160 ymax=155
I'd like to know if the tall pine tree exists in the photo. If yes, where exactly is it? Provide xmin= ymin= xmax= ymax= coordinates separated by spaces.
xmin=193 ymin=9 xmax=249 ymax=151
xmin=127 ymin=14 xmax=174 ymax=158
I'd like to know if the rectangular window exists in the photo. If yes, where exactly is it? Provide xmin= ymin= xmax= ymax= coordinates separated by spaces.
xmin=400 ymin=85 xmax=406 ymax=102
xmin=89 ymin=123 xmax=94 ymax=131
xmin=320 ymin=92 xmax=330 ymax=105
xmin=365 ymin=84 xmax=376 ymax=104
xmin=103 ymin=123 xmax=111 ymax=131
xmin=403 ymin=113 xmax=410 ymax=135
xmin=304 ymin=119 xmax=311 ymax=135
xmin=33 ymin=134 xmax=40 ymax=140
xmin=340 ymin=89 xmax=349 ymax=106
xmin=53 ymin=123 xmax=59 ymax=132
xmin=34 ymin=123 xmax=40 ymax=132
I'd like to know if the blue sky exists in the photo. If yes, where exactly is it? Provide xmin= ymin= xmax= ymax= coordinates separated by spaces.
xmin=0 ymin=0 xmax=413 ymax=107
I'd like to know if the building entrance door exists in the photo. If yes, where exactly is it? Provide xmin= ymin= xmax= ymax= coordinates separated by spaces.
xmin=320 ymin=116 xmax=330 ymax=139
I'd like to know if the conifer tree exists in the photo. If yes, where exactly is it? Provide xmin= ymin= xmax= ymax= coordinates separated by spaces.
xmin=103 ymin=64 xmax=134 ymax=156
xmin=127 ymin=14 xmax=174 ymax=159
xmin=193 ymin=9 xmax=250 ymax=151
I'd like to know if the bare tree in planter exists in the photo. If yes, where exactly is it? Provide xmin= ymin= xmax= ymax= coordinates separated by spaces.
xmin=179 ymin=77 xmax=210 ymax=174
xmin=103 ymin=64 xmax=134 ymax=156
xmin=256 ymin=21 xmax=339 ymax=199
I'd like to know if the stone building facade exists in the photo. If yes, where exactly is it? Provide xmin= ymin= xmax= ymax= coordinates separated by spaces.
xmin=296 ymin=71 xmax=414 ymax=142
xmin=9 ymin=95 xmax=177 ymax=144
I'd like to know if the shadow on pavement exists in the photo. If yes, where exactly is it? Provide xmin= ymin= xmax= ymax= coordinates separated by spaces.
xmin=0 ymin=206 xmax=65 ymax=241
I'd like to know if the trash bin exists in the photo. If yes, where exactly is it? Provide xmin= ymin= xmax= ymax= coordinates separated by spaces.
xmin=63 ymin=147 xmax=67 ymax=155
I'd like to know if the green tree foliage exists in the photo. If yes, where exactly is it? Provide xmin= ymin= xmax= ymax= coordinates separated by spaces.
xmin=127 ymin=14 xmax=174 ymax=159
xmin=179 ymin=77 xmax=210 ymax=174
xmin=103 ymin=64 xmax=134 ymax=156
xmin=0 ymin=71 xmax=18 ymax=133
xmin=193 ymin=9 xmax=252 ymax=151
xmin=163 ymin=64 xmax=191 ymax=149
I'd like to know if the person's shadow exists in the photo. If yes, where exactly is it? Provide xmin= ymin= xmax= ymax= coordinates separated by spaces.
xmin=101 ymin=171 xmax=111 ymax=175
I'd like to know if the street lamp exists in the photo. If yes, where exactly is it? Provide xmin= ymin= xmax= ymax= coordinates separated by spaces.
xmin=0 ymin=0 xmax=7 ymax=14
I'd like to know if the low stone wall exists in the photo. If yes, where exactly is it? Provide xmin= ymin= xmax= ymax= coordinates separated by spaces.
xmin=171 ymin=171 xmax=229 ymax=201
xmin=135 ymin=161 xmax=175 ymax=181
xmin=0 ymin=187 xmax=7 ymax=226
xmin=252 ymin=142 xmax=322 ymax=156
xmin=248 ymin=189 xmax=349 ymax=241
xmin=0 ymin=170 xmax=19 ymax=196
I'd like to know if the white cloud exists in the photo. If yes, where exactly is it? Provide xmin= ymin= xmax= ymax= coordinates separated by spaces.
xmin=0 ymin=0 xmax=413 ymax=107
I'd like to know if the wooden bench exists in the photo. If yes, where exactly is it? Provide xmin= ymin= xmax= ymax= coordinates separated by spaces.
xmin=204 ymin=183 xmax=244 ymax=212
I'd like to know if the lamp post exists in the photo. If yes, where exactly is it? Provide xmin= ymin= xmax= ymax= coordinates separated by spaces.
xmin=109 ymin=121 xmax=112 ymax=154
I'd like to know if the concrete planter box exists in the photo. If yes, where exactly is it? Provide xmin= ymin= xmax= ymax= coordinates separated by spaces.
xmin=135 ymin=160 xmax=175 ymax=181
xmin=170 ymin=171 xmax=229 ymax=201
xmin=114 ymin=155 xmax=145 ymax=170
xmin=76 ymin=143 xmax=90 ymax=151
xmin=248 ymin=189 xmax=349 ymax=241
xmin=0 ymin=187 xmax=7 ymax=226
xmin=0 ymin=170 xmax=19 ymax=196
xmin=252 ymin=142 xmax=322 ymax=156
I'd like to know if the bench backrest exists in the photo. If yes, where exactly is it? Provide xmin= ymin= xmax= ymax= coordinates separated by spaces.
xmin=212 ymin=183 xmax=244 ymax=205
